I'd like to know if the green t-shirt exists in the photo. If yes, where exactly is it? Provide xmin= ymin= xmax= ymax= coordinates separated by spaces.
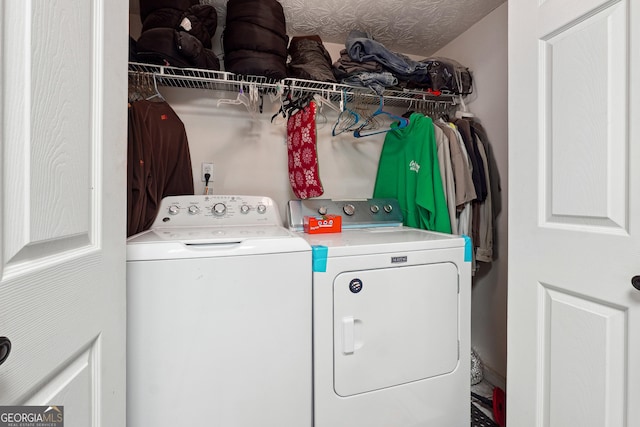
xmin=373 ymin=113 xmax=452 ymax=233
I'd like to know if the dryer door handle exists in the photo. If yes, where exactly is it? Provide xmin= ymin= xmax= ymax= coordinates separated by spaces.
xmin=342 ymin=316 xmax=355 ymax=354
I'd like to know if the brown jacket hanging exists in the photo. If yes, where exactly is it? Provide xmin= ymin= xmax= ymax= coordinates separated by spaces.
xmin=127 ymin=100 xmax=194 ymax=237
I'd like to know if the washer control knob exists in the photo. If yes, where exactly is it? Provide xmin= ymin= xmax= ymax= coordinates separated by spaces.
xmin=256 ymin=204 xmax=267 ymax=214
xmin=318 ymin=206 xmax=328 ymax=215
xmin=168 ymin=205 xmax=180 ymax=215
xmin=240 ymin=205 xmax=250 ymax=214
xmin=370 ymin=204 xmax=380 ymax=214
xmin=212 ymin=203 xmax=227 ymax=216
xmin=383 ymin=204 xmax=393 ymax=213
xmin=188 ymin=205 xmax=199 ymax=215
xmin=343 ymin=203 xmax=356 ymax=216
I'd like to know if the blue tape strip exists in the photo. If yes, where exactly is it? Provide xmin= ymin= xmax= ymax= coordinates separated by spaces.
xmin=462 ymin=235 xmax=472 ymax=262
xmin=312 ymin=245 xmax=328 ymax=272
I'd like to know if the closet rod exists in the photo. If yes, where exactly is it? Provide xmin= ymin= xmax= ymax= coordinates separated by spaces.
xmin=129 ymin=62 xmax=458 ymax=109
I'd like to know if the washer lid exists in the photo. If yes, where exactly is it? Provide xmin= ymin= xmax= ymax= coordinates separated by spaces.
xmin=126 ymin=226 xmax=310 ymax=261
xmin=128 ymin=224 xmax=292 ymax=244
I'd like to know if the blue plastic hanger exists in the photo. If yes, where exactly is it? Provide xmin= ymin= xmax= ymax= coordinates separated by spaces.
xmin=353 ymin=96 xmax=409 ymax=138
xmin=332 ymin=90 xmax=361 ymax=136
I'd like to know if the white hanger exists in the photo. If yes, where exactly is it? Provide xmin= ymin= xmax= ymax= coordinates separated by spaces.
xmin=313 ymin=93 xmax=340 ymax=113
xmin=270 ymin=82 xmax=284 ymax=103
xmin=217 ymin=87 xmax=252 ymax=112
xmin=455 ymin=94 xmax=474 ymax=119
xmin=453 ymin=69 xmax=473 ymax=119
xmin=332 ymin=90 xmax=361 ymax=136
xmin=146 ymin=74 xmax=165 ymax=101
xmin=248 ymin=83 xmax=259 ymax=112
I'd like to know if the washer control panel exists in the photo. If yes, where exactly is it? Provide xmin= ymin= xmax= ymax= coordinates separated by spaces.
xmin=287 ymin=198 xmax=403 ymax=231
xmin=152 ymin=195 xmax=281 ymax=228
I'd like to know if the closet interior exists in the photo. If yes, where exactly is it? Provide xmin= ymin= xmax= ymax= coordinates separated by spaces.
xmin=127 ymin=0 xmax=508 ymax=421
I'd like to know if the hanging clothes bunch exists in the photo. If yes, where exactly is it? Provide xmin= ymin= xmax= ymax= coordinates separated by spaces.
xmin=372 ymin=106 xmax=500 ymax=268
xmin=127 ymin=76 xmax=195 ymax=236
xmin=373 ymin=113 xmax=451 ymax=233
xmin=453 ymin=117 xmax=500 ymax=264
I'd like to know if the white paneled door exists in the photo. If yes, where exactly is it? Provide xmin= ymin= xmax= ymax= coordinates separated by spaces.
xmin=509 ymin=0 xmax=640 ymax=426
xmin=0 ymin=1 xmax=128 ymax=426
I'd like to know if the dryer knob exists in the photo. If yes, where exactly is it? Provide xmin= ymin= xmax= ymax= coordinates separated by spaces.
xmin=343 ymin=203 xmax=356 ymax=216
xmin=168 ymin=205 xmax=180 ymax=215
xmin=212 ymin=203 xmax=227 ymax=216
xmin=188 ymin=205 xmax=199 ymax=215
xmin=240 ymin=205 xmax=250 ymax=214
xmin=256 ymin=204 xmax=267 ymax=214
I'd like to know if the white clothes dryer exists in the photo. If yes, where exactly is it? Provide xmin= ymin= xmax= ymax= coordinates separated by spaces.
xmin=288 ymin=198 xmax=471 ymax=427
xmin=127 ymin=195 xmax=312 ymax=427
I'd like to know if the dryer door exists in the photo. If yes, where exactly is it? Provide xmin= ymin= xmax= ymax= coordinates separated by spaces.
xmin=333 ymin=262 xmax=459 ymax=397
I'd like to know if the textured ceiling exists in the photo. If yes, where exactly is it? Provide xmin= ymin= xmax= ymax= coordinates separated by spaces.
xmin=131 ymin=0 xmax=506 ymax=57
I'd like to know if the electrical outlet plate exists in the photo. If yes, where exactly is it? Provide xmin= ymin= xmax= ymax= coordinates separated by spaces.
xmin=201 ymin=162 xmax=213 ymax=182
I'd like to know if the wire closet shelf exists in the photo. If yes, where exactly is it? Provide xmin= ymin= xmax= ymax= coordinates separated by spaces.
xmin=128 ymin=62 xmax=459 ymax=109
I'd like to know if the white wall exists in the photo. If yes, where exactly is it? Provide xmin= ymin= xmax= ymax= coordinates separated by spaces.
xmin=434 ymin=2 xmax=508 ymax=383
xmin=161 ymin=89 xmax=387 ymax=217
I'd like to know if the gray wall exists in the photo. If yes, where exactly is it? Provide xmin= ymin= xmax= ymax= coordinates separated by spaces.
xmin=435 ymin=3 xmax=508 ymax=383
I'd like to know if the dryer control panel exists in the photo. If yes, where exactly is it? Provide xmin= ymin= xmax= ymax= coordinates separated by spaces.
xmin=152 ymin=195 xmax=282 ymax=228
xmin=287 ymin=198 xmax=403 ymax=231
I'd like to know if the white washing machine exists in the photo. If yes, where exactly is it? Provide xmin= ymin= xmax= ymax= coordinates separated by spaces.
xmin=127 ymin=195 xmax=312 ymax=427
xmin=288 ymin=198 xmax=471 ymax=427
